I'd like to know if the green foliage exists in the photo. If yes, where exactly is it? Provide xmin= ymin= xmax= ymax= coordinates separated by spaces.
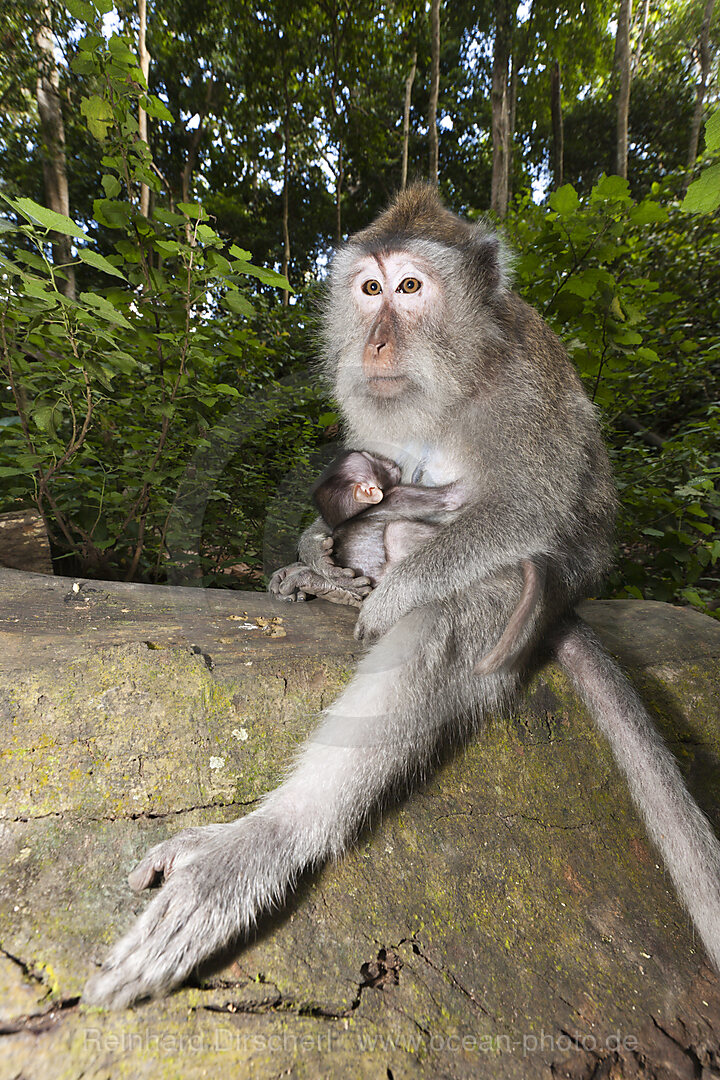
xmin=0 ymin=13 xmax=298 ymax=586
xmin=508 ymin=175 xmax=720 ymax=616
xmin=682 ymin=110 xmax=720 ymax=214
xmin=0 ymin=0 xmax=717 ymax=611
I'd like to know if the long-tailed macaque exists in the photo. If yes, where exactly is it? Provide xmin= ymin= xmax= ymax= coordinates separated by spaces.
xmin=85 ymin=184 xmax=720 ymax=1008
xmin=312 ymin=448 xmax=543 ymax=675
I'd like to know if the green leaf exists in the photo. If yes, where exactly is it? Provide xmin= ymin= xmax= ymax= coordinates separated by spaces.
xmin=562 ymin=275 xmax=594 ymax=298
xmin=0 ymin=255 xmax=22 ymax=276
xmin=154 ymin=240 xmax=182 ymax=254
xmin=153 ymin=208 xmax=186 ymax=225
xmin=236 ymin=263 xmax=292 ymax=290
xmin=705 ymin=109 xmax=720 ymax=154
xmin=591 ymin=174 xmax=631 ymax=201
xmin=80 ymin=97 xmax=113 ymax=124
xmin=143 ymin=95 xmax=174 ymax=122
xmin=24 ymin=279 xmax=58 ymax=302
xmin=177 ymin=202 xmax=203 ymax=219
xmin=93 ymin=199 xmax=129 ymax=229
xmin=629 ymin=201 xmax=667 ymax=225
xmin=80 ymin=291 xmax=133 ymax=328
xmin=12 ymin=198 xmax=88 ymax=240
xmin=78 ymin=248 xmax=127 ymax=280
xmin=107 ymin=35 xmax=137 ymax=65
xmin=0 ymin=467 xmax=27 ymax=477
xmin=65 ymin=0 xmax=96 ymax=20
xmin=548 ymin=184 xmax=579 ymax=215
xmin=0 ymin=217 xmax=17 ymax=233
xmin=101 ymin=174 xmax=121 ymax=198
xmin=16 ymin=250 xmax=47 ymax=272
xmin=33 ymin=404 xmax=57 ymax=434
xmin=106 ymin=350 xmax=136 ymax=373
xmin=71 ymin=52 xmax=96 ymax=75
xmin=0 ymin=416 xmax=21 ymax=428
xmin=681 ymin=164 xmax=720 ymax=215
xmin=229 ymin=244 xmax=252 ymax=261
xmin=215 ymin=383 xmax=240 ymax=397
xmin=196 ymin=223 xmax=219 ymax=242
xmin=223 ymin=289 xmax=254 ymax=317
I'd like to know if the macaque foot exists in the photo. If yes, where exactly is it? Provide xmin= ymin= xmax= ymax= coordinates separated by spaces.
xmin=268 ymin=560 xmax=371 ymax=607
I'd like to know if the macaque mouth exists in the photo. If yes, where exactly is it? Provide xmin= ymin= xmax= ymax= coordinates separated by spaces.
xmin=366 ymin=374 xmax=408 ymax=396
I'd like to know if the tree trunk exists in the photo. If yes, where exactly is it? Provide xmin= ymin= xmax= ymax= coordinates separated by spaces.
xmin=491 ymin=0 xmax=513 ymax=217
xmin=428 ymin=0 xmax=440 ymax=186
xmin=631 ymin=0 xmax=650 ymax=76
xmin=282 ymin=78 xmax=291 ymax=306
xmin=613 ymin=0 xmax=632 ymax=180
xmin=138 ymin=0 xmax=150 ymax=217
xmin=180 ymin=79 xmax=213 ymax=206
xmin=550 ymin=60 xmax=564 ymax=189
xmin=507 ymin=51 xmax=519 ymax=202
xmin=35 ymin=1 xmax=75 ymax=300
xmin=401 ymin=50 xmax=417 ymax=190
xmin=336 ymin=141 xmax=344 ymax=245
xmin=685 ymin=0 xmax=716 ymax=187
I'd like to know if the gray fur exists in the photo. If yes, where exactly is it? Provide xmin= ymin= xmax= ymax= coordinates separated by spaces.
xmin=84 ymin=183 xmax=720 ymax=1008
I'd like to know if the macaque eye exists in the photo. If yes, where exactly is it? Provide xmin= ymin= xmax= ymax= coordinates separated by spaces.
xmin=397 ymin=277 xmax=421 ymax=294
xmin=361 ymin=279 xmax=382 ymax=295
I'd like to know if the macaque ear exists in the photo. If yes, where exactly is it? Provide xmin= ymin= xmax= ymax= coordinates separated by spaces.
xmin=468 ymin=230 xmax=510 ymax=295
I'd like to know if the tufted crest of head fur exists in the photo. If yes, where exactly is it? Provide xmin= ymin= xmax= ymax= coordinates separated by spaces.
xmin=346 ymin=182 xmax=511 ymax=295
xmin=353 ymin=183 xmax=475 ymax=248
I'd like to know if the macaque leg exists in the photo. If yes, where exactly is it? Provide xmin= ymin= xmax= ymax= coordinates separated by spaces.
xmin=83 ymin=581 xmax=524 ymax=1009
xmin=268 ymin=517 xmax=372 ymax=606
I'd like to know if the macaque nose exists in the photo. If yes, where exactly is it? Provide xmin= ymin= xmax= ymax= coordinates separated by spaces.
xmin=367 ymin=313 xmax=390 ymax=352
xmin=364 ymin=309 xmax=395 ymax=375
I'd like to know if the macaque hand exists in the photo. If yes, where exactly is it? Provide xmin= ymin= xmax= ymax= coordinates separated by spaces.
xmin=269 ymin=561 xmax=371 ymax=607
xmin=353 ymin=581 xmax=401 ymax=644
xmin=440 ymin=481 xmax=467 ymax=513
xmin=83 ymin=821 xmax=258 ymax=1009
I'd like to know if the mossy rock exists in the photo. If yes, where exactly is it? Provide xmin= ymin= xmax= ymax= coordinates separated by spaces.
xmin=1 ymin=566 xmax=719 ymax=1079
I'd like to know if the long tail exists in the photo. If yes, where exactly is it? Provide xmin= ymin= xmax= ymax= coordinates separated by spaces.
xmin=555 ymin=615 xmax=720 ymax=970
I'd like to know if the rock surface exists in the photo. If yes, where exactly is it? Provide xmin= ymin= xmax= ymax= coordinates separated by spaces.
xmin=1 ymin=565 xmax=720 ymax=1079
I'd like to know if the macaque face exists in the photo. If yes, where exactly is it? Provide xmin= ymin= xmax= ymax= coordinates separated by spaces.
xmin=350 ymin=252 xmax=441 ymax=398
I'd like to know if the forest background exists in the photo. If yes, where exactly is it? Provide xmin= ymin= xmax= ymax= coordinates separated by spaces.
xmin=0 ymin=0 xmax=719 ymax=614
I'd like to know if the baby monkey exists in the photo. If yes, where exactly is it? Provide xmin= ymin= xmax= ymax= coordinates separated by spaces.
xmin=312 ymin=449 xmax=542 ymax=675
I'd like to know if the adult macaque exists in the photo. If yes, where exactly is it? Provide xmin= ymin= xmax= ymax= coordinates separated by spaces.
xmin=85 ymin=184 xmax=720 ymax=1008
xmin=312 ymin=448 xmax=542 ymax=674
